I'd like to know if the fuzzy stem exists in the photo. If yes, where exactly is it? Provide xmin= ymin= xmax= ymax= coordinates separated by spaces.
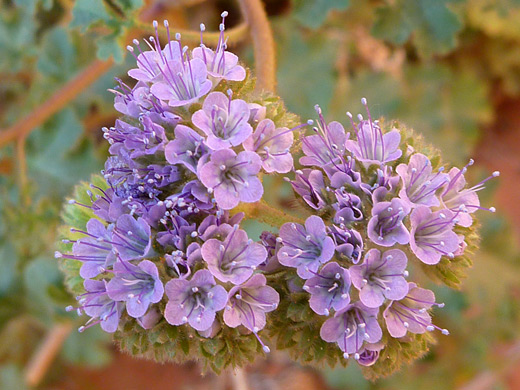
xmin=237 ymin=0 xmax=277 ymax=93
xmin=233 ymin=200 xmax=305 ymax=228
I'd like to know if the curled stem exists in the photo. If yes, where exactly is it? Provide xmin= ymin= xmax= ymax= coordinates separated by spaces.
xmin=233 ymin=200 xmax=305 ymax=228
xmin=237 ymin=0 xmax=277 ymax=93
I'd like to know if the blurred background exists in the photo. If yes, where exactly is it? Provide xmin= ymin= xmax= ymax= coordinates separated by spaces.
xmin=1 ymin=0 xmax=520 ymax=389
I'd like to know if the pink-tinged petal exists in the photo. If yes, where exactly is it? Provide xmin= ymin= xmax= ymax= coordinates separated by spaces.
xmin=304 ymin=215 xmax=326 ymax=238
xmin=238 ymin=177 xmax=263 ymax=203
xmin=150 ymin=82 xmax=174 ymax=100
xmin=359 ymin=284 xmax=385 ymax=308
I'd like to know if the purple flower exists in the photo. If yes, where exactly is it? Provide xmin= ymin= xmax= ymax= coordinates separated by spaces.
xmin=345 ymin=100 xmax=401 ymax=165
xmin=75 ymin=279 xmax=124 ymax=333
xmin=201 ymin=226 xmax=267 ymax=285
xmin=156 ymin=213 xmax=195 ymax=251
xmin=243 ymin=119 xmax=294 ymax=173
xmin=111 ymin=215 xmax=153 ymax=261
xmin=258 ymin=231 xmax=282 ymax=272
xmin=165 ymin=242 xmax=200 ymax=278
xmin=289 ymin=169 xmax=327 ymax=210
xmin=90 ymin=186 xmax=127 ymax=223
xmin=192 ymin=14 xmax=246 ymax=83
xmin=56 ymin=219 xmax=115 ymax=279
xmin=303 ymin=262 xmax=351 ymax=316
xmin=192 ymin=91 xmax=252 ymax=150
xmin=105 ymin=117 xmax=167 ymax=159
xmin=164 ymin=125 xmax=208 ymax=174
xmin=278 ymin=216 xmax=335 ymax=279
xmin=357 ymin=342 xmax=384 ymax=366
xmin=300 ymin=114 xmax=349 ymax=176
xmin=127 ymin=36 xmax=182 ymax=82
xmin=150 ymin=58 xmax=212 ymax=107
xmin=199 ymin=149 xmax=263 ymax=210
xmin=441 ymin=162 xmax=499 ymax=227
xmin=350 ymin=249 xmax=409 ymax=308
xmin=320 ymin=302 xmax=382 ymax=358
xmin=113 ymin=81 xmax=153 ymax=118
xmin=367 ymin=198 xmax=411 ymax=247
xmin=248 ymin=103 xmax=266 ymax=123
xmin=409 ymin=206 xmax=459 ymax=265
xmin=329 ymin=225 xmax=363 ymax=264
xmin=136 ymin=307 xmax=162 ymax=330
xmin=333 ymin=188 xmax=363 ymax=225
xmin=396 ymin=153 xmax=449 ymax=208
xmin=383 ymin=282 xmax=448 ymax=338
xmin=224 ymin=274 xmax=279 ymax=332
xmin=107 ymin=260 xmax=164 ymax=318
xmin=164 ymin=269 xmax=227 ymax=331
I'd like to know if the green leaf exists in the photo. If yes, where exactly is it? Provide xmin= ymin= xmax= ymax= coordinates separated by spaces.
xmin=23 ymin=257 xmax=62 ymax=323
xmin=70 ymin=0 xmax=111 ymax=31
xmin=276 ymin=21 xmax=336 ymax=119
xmin=372 ymin=0 xmax=463 ymax=58
xmin=26 ymin=109 xmax=102 ymax=197
xmin=114 ymin=0 xmax=144 ymax=12
xmin=61 ymin=326 xmax=112 ymax=367
xmin=293 ymin=0 xmax=350 ymax=29
xmin=0 ymin=244 xmax=18 ymax=296
xmin=37 ymin=27 xmax=77 ymax=81
xmin=96 ymin=33 xmax=125 ymax=63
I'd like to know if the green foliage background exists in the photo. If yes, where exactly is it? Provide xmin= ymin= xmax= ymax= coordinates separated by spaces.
xmin=0 ymin=0 xmax=519 ymax=388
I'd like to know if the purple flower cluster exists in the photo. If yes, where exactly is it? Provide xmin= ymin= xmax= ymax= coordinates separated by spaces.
xmin=59 ymin=14 xmax=286 ymax=351
xmin=58 ymin=15 xmax=498 ymax=370
xmin=272 ymin=99 xmax=498 ymax=365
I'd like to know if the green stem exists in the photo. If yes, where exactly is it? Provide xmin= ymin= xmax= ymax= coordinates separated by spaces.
xmin=233 ymin=201 xmax=305 ymax=228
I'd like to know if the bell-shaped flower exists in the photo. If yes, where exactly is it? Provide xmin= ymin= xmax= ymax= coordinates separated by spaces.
xmin=409 ymin=206 xmax=459 ymax=265
xmin=320 ymin=302 xmax=382 ymax=359
xmin=164 ymin=269 xmax=227 ymax=331
xmin=199 ymin=149 xmax=263 ymax=210
xmin=396 ymin=153 xmax=449 ymax=208
xmin=278 ymin=216 xmax=335 ymax=279
xmin=201 ymin=225 xmax=267 ymax=285
xmin=350 ymin=249 xmax=409 ymax=308
xmin=383 ymin=282 xmax=448 ymax=338
xmin=165 ymin=125 xmax=209 ymax=174
xmin=107 ymin=259 xmax=164 ymax=318
xmin=367 ymin=198 xmax=411 ymax=247
xmin=192 ymin=91 xmax=252 ymax=150
xmin=303 ymin=262 xmax=351 ymax=316
xmin=243 ymin=119 xmax=294 ymax=173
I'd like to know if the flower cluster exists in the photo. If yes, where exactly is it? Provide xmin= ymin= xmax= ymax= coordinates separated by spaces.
xmin=57 ymin=15 xmax=498 ymax=374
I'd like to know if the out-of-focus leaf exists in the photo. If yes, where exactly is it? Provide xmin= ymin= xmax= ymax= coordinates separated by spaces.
xmin=97 ymin=33 xmax=125 ymax=63
xmin=372 ymin=0 xmax=463 ymax=58
xmin=61 ymin=326 xmax=112 ymax=367
xmin=0 ymin=244 xmax=18 ymax=296
xmin=70 ymin=0 xmax=111 ymax=31
xmin=0 ymin=7 xmax=37 ymax=72
xmin=0 ymin=365 xmax=26 ymax=390
xmin=37 ymin=27 xmax=77 ymax=82
xmin=114 ymin=0 xmax=144 ymax=12
xmin=26 ymin=109 xmax=102 ymax=197
xmin=293 ymin=0 xmax=350 ymax=29
xmin=23 ymin=257 xmax=63 ymax=323
xmin=276 ymin=21 xmax=336 ymax=119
